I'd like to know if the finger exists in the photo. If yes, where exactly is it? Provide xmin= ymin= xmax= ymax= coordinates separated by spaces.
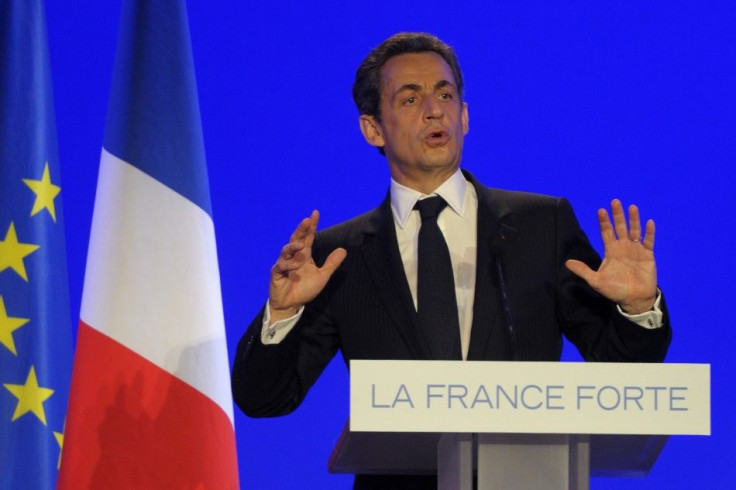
xmin=642 ymin=219 xmax=655 ymax=250
xmin=303 ymin=210 xmax=320 ymax=249
xmin=320 ymin=248 xmax=348 ymax=276
xmin=290 ymin=216 xmax=313 ymax=243
xmin=628 ymin=204 xmax=642 ymax=242
xmin=565 ymin=259 xmax=597 ymax=287
xmin=280 ymin=240 xmax=305 ymax=260
xmin=597 ymin=208 xmax=615 ymax=245
xmin=610 ymin=199 xmax=628 ymax=240
xmin=273 ymin=241 xmax=307 ymax=273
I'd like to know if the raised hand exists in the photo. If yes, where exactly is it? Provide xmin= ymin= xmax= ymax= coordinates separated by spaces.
xmin=565 ymin=199 xmax=657 ymax=314
xmin=268 ymin=210 xmax=347 ymax=323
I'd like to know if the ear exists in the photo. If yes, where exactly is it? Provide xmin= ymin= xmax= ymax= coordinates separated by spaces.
xmin=461 ymin=101 xmax=469 ymax=135
xmin=359 ymin=115 xmax=385 ymax=148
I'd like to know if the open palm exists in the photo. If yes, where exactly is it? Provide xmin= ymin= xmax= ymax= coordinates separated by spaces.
xmin=566 ymin=200 xmax=657 ymax=314
xmin=269 ymin=210 xmax=346 ymax=322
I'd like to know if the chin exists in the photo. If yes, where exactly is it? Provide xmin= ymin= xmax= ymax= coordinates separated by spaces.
xmin=421 ymin=152 xmax=460 ymax=169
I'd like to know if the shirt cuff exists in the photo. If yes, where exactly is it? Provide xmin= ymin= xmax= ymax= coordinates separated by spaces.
xmin=261 ymin=300 xmax=304 ymax=344
xmin=616 ymin=290 xmax=664 ymax=329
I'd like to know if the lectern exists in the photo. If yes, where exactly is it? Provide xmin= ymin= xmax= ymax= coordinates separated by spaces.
xmin=329 ymin=360 xmax=710 ymax=490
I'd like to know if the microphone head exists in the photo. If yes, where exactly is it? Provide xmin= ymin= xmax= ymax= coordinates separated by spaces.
xmin=490 ymin=216 xmax=518 ymax=256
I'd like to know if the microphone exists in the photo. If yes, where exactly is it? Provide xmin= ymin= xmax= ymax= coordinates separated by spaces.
xmin=491 ymin=217 xmax=518 ymax=360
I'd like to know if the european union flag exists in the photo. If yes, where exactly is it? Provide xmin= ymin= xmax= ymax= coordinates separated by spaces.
xmin=0 ymin=0 xmax=74 ymax=488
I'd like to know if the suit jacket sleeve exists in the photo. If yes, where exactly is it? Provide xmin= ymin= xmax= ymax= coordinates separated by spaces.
xmin=231 ymin=237 xmax=340 ymax=418
xmin=553 ymin=198 xmax=671 ymax=362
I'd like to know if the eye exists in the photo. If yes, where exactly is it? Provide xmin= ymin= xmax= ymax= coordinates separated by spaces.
xmin=439 ymin=92 xmax=452 ymax=100
xmin=404 ymin=96 xmax=417 ymax=105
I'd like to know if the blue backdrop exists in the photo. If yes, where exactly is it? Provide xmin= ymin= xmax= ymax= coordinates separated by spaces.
xmin=46 ymin=1 xmax=734 ymax=488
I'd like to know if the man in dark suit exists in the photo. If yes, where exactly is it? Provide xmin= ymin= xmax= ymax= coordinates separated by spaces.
xmin=232 ymin=32 xmax=670 ymax=489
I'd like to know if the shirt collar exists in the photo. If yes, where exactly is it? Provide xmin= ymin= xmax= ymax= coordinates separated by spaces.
xmin=390 ymin=168 xmax=468 ymax=228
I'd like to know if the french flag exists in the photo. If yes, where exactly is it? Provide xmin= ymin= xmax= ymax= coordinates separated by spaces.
xmin=58 ymin=1 xmax=239 ymax=488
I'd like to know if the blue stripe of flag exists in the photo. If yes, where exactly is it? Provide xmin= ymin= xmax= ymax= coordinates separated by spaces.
xmin=103 ymin=0 xmax=212 ymax=216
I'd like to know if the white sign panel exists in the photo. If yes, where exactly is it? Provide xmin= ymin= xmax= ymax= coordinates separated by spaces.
xmin=350 ymin=361 xmax=710 ymax=435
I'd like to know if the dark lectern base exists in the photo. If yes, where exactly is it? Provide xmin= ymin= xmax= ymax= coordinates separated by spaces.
xmin=329 ymin=423 xmax=667 ymax=490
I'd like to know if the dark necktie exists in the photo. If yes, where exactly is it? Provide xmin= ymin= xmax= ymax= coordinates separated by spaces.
xmin=414 ymin=196 xmax=462 ymax=360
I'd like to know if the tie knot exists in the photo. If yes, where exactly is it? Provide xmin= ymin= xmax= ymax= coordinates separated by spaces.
xmin=414 ymin=196 xmax=448 ymax=221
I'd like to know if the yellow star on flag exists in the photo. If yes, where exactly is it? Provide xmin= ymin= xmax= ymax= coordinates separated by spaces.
xmin=0 ymin=221 xmax=40 ymax=281
xmin=22 ymin=162 xmax=61 ymax=222
xmin=54 ymin=430 xmax=64 ymax=468
xmin=3 ymin=365 xmax=54 ymax=425
xmin=0 ymin=296 xmax=29 ymax=355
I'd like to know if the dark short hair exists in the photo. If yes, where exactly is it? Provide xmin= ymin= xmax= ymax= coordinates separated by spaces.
xmin=352 ymin=32 xmax=464 ymax=121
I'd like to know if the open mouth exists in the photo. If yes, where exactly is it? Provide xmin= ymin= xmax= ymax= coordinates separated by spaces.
xmin=425 ymin=130 xmax=449 ymax=146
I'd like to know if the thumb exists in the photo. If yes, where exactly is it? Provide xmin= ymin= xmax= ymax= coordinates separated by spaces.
xmin=320 ymin=248 xmax=347 ymax=276
xmin=565 ymin=259 xmax=596 ymax=285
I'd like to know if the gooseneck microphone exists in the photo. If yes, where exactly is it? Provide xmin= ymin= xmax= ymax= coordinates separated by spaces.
xmin=490 ymin=219 xmax=518 ymax=360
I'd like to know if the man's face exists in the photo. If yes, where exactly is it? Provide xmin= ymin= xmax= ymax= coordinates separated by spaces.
xmin=360 ymin=51 xmax=469 ymax=191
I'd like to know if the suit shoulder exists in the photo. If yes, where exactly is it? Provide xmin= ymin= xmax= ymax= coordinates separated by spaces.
xmin=482 ymin=186 xmax=568 ymax=212
xmin=464 ymin=170 xmax=570 ymax=213
xmin=313 ymin=207 xmax=380 ymax=252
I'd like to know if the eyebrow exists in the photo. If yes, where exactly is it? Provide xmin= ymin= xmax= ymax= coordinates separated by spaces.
xmin=434 ymin=80 xmax=454 ymax=91
xmin=392 ymin=80 xmax=457 ymax=100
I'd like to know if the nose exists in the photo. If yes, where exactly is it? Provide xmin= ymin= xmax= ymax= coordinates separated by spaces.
xmin=422 ymin=96 xmax=444 ymax=120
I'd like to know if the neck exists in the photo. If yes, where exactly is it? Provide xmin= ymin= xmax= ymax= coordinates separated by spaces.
xmin=390 ymin=167 xmax=459 ymax=195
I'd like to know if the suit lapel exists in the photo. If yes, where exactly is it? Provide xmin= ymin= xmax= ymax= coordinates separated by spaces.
xmin=359 ymin=195 xmax=433 ymax=359
xmin=356 ymin=174 xmax=516 ymax=361
xmin=465 ymin=172 xmax=516 ymax=360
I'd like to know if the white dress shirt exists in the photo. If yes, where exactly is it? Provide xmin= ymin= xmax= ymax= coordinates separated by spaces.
xmin=390 ymin=169 xmax=477 ymax=358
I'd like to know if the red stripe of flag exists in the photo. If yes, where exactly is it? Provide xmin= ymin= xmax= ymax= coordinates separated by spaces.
xmin=58 ymin=321 xmax=238 ymax=489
